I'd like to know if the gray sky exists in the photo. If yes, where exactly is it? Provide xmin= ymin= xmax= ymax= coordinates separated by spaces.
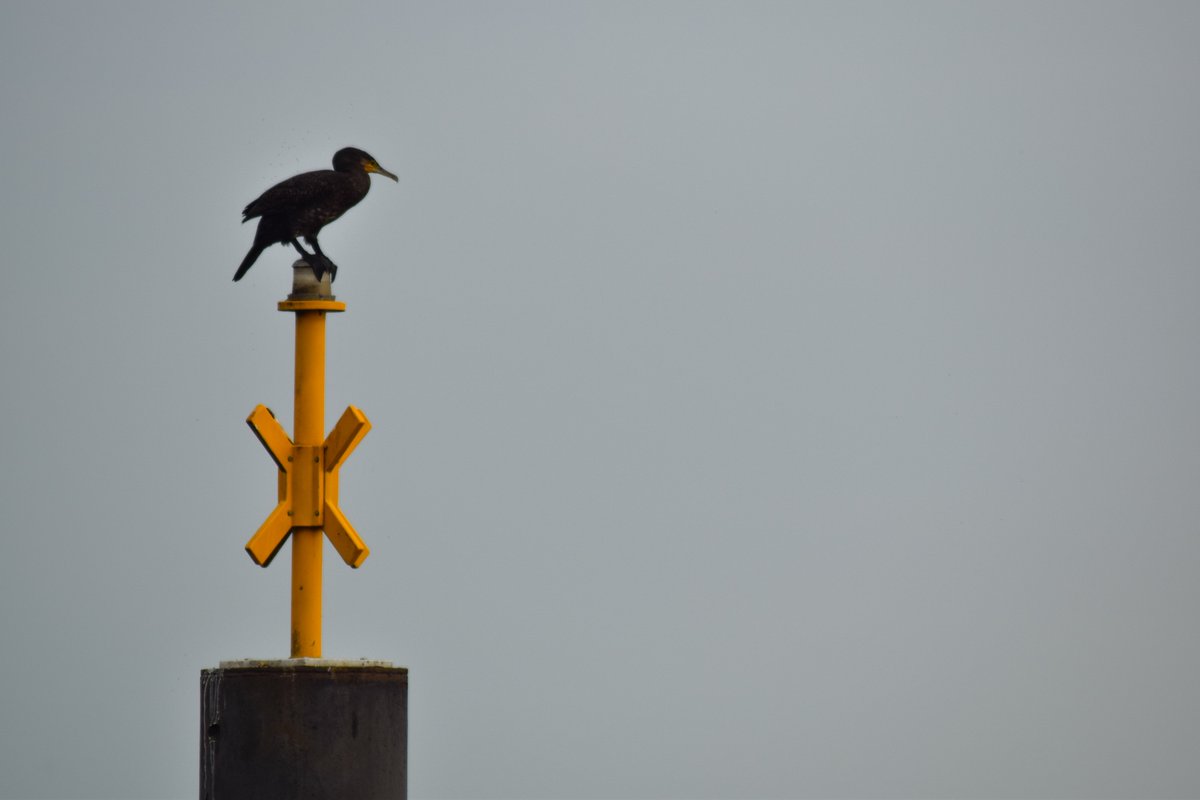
xmin=2 ymin=1 xmax=1199 ymax=798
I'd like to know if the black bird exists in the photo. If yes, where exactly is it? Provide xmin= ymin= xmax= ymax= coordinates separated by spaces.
xmin=234 ymin=147 xmax=398 ymax=282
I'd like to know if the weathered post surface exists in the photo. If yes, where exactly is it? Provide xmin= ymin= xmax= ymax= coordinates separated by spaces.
xmin=201 ymin=660 xmax=408 ymax=800
xmin=202 ymin=262 xmax=405 ymax=799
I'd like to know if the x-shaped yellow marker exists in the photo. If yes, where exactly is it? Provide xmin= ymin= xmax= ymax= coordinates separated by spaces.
xmin=244 ymin=404 xmax=372 ymax=568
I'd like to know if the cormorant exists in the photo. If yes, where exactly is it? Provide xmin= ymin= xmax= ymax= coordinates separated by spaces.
xmin=234 ymin=147 xmax=398 ymax=282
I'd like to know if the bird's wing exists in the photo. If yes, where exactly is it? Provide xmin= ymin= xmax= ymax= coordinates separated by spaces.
xmin=242 ymin=169 xmax=335 ymax=221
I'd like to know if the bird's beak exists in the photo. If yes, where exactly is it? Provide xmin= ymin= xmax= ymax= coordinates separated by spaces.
xmin=367 ymin=162 xmax=399 ymax=182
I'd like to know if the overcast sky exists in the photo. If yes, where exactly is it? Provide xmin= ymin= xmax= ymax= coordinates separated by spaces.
xmin=2 ymin=2 xmax=1200 ymax=798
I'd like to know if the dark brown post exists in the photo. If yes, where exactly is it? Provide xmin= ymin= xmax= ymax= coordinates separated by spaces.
xmin=200 ymin=659 xmax=407 ymax=800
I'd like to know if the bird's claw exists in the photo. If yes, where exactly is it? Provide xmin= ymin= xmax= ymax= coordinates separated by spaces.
xmin=311 ymin=255 xmax=338 ymax=283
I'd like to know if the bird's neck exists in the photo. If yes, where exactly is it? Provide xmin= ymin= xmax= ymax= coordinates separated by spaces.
xmin=343 ymin=169 xmax=371 ymax=194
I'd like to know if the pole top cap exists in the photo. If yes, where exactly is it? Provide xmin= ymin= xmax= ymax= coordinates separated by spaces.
xmin=281 ymin=260 xmax=345 ymax=312
xmin=287 ymin=260 xmax=335 ymax=300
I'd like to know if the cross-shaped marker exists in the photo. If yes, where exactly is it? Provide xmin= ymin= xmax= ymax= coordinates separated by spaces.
xmin=244 ymin=403 xmax=372 ymax=568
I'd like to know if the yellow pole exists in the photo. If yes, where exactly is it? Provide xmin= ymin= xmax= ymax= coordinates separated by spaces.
xmin=245 ymin=263 xmax=365 ymax=657
xmin=291 ymin=307 xmax=326 ymax=658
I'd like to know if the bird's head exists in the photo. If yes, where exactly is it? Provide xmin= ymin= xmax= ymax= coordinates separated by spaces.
xmin=333 ymin=147 xmax=398 ymax=181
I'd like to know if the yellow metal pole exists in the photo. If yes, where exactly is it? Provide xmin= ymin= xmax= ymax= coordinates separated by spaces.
xmin=245 ymin=263 xmax=367 ymax=657
xmin=291 ymin=306 xmax=326 ymax=658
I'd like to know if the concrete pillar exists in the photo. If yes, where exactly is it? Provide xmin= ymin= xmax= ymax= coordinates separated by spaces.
xmin=200 ymin=660 xmax=407 ymax=800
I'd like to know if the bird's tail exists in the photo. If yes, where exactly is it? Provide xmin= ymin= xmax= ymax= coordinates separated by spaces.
xmin=233 ymin=243 xmax=267 ymax=282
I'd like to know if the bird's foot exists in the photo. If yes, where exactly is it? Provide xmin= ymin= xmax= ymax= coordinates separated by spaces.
xmin=311 ymin=254 xmax=338 ymax=283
